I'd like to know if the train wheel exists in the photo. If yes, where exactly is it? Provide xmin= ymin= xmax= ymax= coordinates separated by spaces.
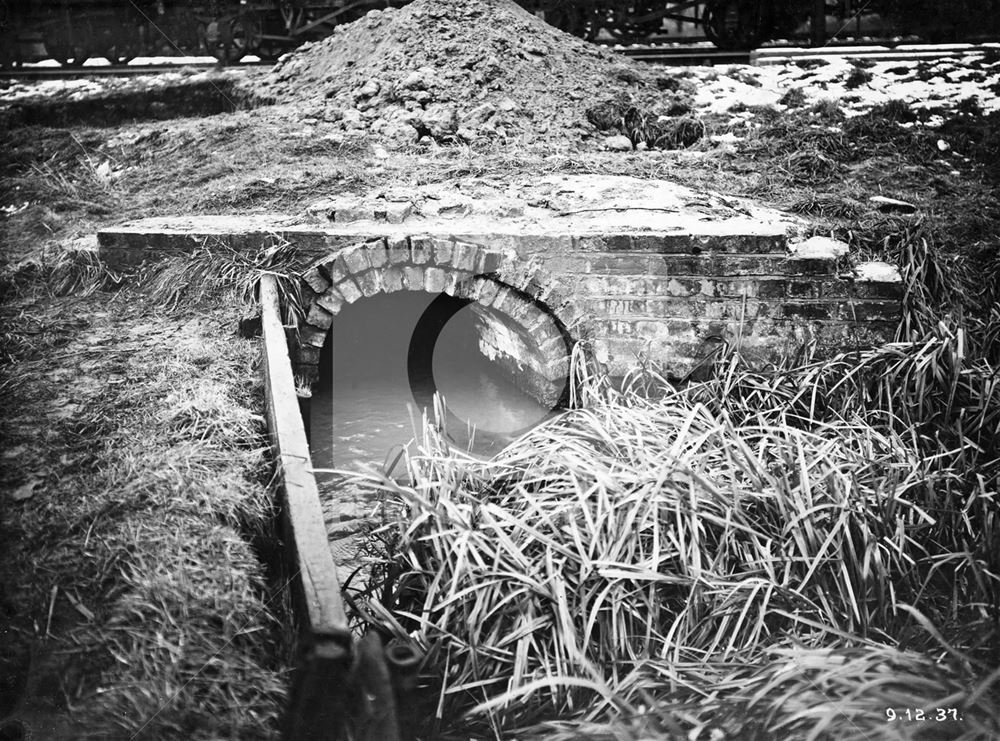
xmin=206 ymin=14 xmax=261 ymax=64
xmin=46 ymin=43 xmax=90 ymax=66
xmin=702 ymin=0 xmax=770 ymax=50
xmin=105 ymin=45 xmax=138 ymax=65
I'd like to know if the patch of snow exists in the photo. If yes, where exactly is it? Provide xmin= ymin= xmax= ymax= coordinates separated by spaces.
xmin=789 ymin=235 xmax=849 ymax=259
xmin=854 ymin=261 xmax=902 ymax=282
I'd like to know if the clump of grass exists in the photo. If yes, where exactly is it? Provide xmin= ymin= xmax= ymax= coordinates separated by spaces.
xmin=0 ymin=242 xmax=121 ymax=300
xmin=351 ymin=364 xmax=999 ymax=737
xmin=777 ymin=147 xmax=839 ymax=183
xmin=844 ymin=64 xmax=874 ymax=90
xmin=785 ymin=191 xmax=861 ymax=218
xmin=584 ymin=94 xmax=701 ymax=150
xmin=778 ymin=87 xmax=806 ymax=108
xmin=140 ymin=234 xmax=303 ymax=319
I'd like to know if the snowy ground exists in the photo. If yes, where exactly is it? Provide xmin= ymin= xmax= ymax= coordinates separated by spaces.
xmin=689 ymin=48 xmax=1000 ymax=117
xmin=3 ymin=46 xmax=997 ymax=122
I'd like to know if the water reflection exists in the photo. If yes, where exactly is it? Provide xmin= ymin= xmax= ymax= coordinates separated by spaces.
xmin=309 ymin=291 xmax=555 ymax=477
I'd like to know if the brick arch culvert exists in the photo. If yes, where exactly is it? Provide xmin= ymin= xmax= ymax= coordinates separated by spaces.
xmin=294 ymin=236 xmax=595 ymax=412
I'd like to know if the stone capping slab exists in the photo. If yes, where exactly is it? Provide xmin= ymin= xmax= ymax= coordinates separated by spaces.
xmin=95 ymin=216 xmax=800 ymax=270
xmin=259 ymin=275 xmax=349 ymax=639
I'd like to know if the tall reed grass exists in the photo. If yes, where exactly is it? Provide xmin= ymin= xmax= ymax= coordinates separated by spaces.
xmin=349 ymin=321 xmax=999 ymax=738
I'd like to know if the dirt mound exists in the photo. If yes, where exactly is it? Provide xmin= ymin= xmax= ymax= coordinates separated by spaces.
xmin=254 ymin=0 xmax=666 ymax=146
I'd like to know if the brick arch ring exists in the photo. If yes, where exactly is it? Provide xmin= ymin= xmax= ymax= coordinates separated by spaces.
xmin=294 ymin=236 xmax=594 ymax=411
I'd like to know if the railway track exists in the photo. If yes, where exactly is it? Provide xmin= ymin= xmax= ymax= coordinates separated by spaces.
xmin=619 ymin=41 xmax=999 ymax=66
xmin=0 ymin=59 xmax=270 ymax=80
xmin=1 ymin=41 xmax=996 ymax=80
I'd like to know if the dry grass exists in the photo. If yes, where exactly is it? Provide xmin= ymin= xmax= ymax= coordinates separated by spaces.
xmin=0 ymin=293 xmax=289 ymax=738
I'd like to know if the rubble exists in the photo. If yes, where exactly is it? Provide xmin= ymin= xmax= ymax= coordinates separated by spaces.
xmin=253 ymin=0 xmax=667 ymax=146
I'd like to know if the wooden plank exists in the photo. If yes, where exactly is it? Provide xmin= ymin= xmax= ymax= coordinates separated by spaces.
xmin=260 ymin=274 xmax=348 ymax=635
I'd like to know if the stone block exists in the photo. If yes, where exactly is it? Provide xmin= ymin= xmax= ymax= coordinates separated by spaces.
xmin=337 ymin=278 xmax=363 ymax=304
xmin=306 ymin=303 xmax=335 ymax=330
xmin=355 ymin=270 xmax=382 ymax=297
xmin=373 ymin=202 xmax=413 ymax=223
xmin=302 ymin=267 xmax=331 ymax=294
xmin=402 ymin=265 xmax=424 ymax=291
xmin=299 ymin=325 xmax=328 ymax=348
xmin=381 ymin=266 xmax=404 ymax=292
xmin=445 ymin=271 xmax=474 ymax=297
xmin=316 ymin=292 xmax=344 ymax=315
xmin=319 ymin=256 xmax=351 ymax=283
xmin=467 ymin=277 xmax=496 ymax=304
xmin=410 ymin=235 xmax=433 ymax=264
xmin=491 ymin=286 xmax=514 ymax=313
xmin=424 ymin=267 xmax=447 ymax=294
xmin=342 ymin=246 xmax=371 ymax=275
xmin=477 ymin=250 xmax=505 ymax=275
xmin=452 ymin=242 xmax=479 ymax=272
xmin=432 ymin=238 xmax=454 ymax=265
xmin=386 ymin=237 xmax=410 ymax=265
xmin=364 ymin=239 xmax=389 ymax=268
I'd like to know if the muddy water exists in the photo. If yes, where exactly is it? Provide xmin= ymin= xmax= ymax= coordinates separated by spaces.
xmin=309 ymin=292 xmax=557 ymax=567
xmin=310 ymin=291 xmax=555 ymax=474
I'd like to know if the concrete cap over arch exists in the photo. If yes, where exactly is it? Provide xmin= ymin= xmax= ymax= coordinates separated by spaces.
xmin=295 ymin=236 xmax=593 ymax=407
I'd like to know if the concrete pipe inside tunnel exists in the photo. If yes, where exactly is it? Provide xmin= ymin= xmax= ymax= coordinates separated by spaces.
xmin=308 ymin=283 xmax=570 ymax=473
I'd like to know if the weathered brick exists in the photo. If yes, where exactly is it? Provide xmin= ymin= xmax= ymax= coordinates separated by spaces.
xmin=337 ymin=278 xmax=363 ymax=304
xmin=587 ymin=253 xmax=653 ymax=274
xmin=474 ymin=277 xmax=501 ymax=305
xmin=432 ymin=238 xmax=454 ymax=265
xmin=491 ymin=286 xmax=514 ymax=313
xmin=319 ymin=256 xmax=350 ymax=283
xmin=600 ymin=234 xmax=634 ymax=251
xmin=786 ymin=257 xmax=836 ymax=276
xmin=631 ymin=234 xmax=697 ymax=254
xmin=316 ymin=291 xmax=343 ymax=315
xmin=381 ymin=266 xmax=404 ymax=292
xmin=841 ymin=300 xmax=901 ymax=322
xmin=424 ymin=267 xmax=447 ymax=294
xmin=355 ymin=270 xmax=382 ymax=297
xmin=544 ymin=355 xmax=571 ymax=382
xmin=342 ymin=246 xmax=370 ymax=274
xmin=295 ymin=345 xmax=322 ymax=365
xmin=756 ymin=279 xmax=788 ymax=299
xmin=364 ymin=239 xmax=389 ymax=268
xmin=302 ymin=267 xmax=331 ymax=294
xmin=477 ymin=250 xmax=505 ymax=275
xmin=386 ymin=237 xmax=410 ymax=265
xmin=787 ymin=280 xmax=819 ymax=299
xmin=299 ymin=325 xmax=328 ymax=348
xmin=410 ymin=235 xmax=433 ymax=264
xmin=452 ymin=242 xmax=479 ymax=272
xmin=402 ymin=265 xmax=424 ymax=291
xmin=306 ymin=303 xmax=335 ymax=330
xmin=781 ymin=302 xmax=836 ymax=320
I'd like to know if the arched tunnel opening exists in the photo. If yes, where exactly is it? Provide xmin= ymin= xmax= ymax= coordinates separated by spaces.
xmin=309 ymin=289 xmax=566 ymax=474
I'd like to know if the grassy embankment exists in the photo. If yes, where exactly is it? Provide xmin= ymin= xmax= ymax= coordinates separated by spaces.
xmin=0 ymin=61 xmax=997 ymax=738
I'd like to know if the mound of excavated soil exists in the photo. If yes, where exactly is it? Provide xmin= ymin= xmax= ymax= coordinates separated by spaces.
xmin=254 ymin=0 xmax=666 ymax=146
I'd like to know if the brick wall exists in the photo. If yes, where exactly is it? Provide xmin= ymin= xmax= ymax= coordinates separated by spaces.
xmin=291 ymin=231 xmax=901 ymax=396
